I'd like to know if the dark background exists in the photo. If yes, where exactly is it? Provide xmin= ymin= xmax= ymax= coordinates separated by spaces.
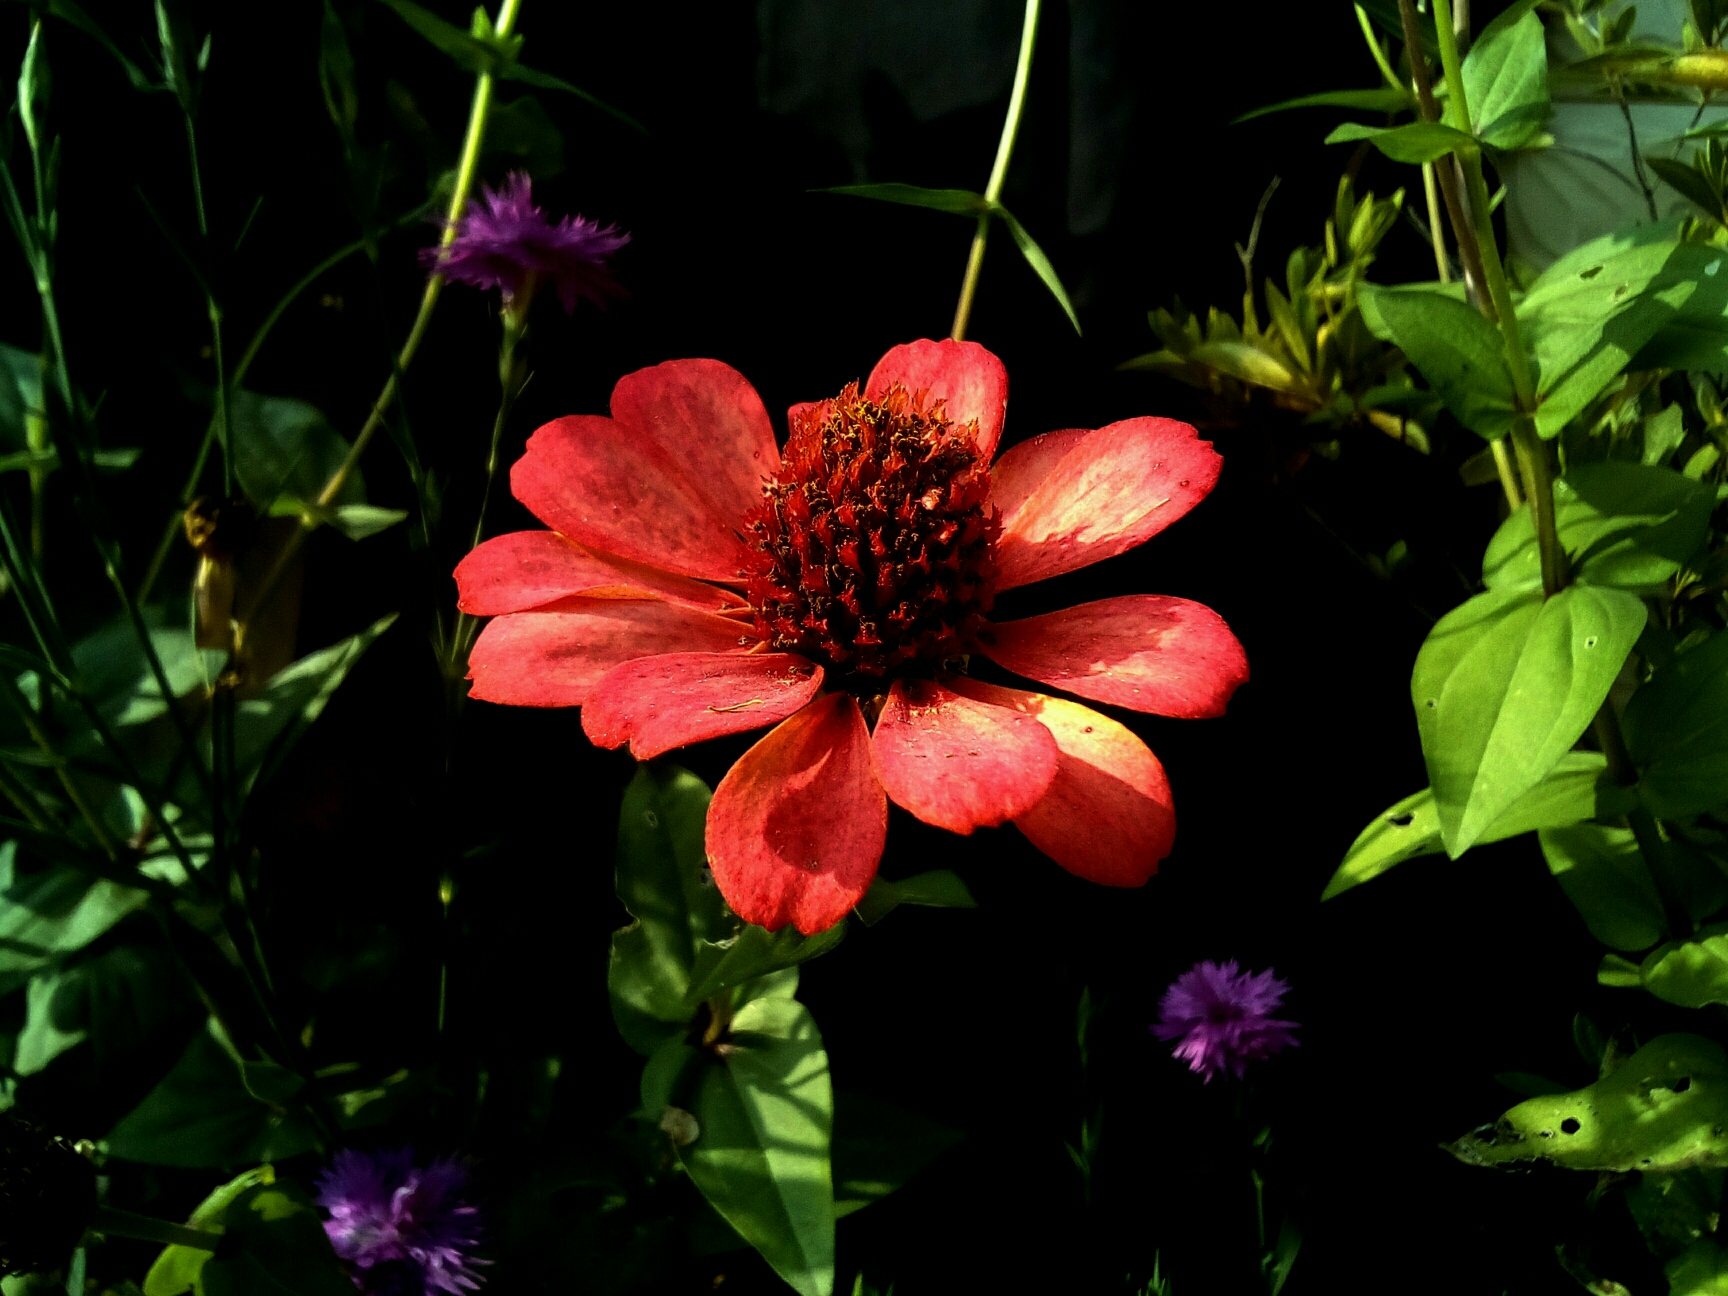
xmin=0 ymin=0 xmax=1655 ymax=1292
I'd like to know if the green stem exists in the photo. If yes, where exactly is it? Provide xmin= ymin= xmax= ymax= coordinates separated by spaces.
xmin=238 ymin=0 xmax=524 ymax=627
xmin=951 ymin=0 xmax=1040 ymax=341
xmin=89 ymin=1207 xmax=221 ymax=1252
xmin=452 ymin=313 xmax=527 ymax=667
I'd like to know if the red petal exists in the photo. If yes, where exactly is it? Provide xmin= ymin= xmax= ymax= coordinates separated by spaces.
xmin=947 ymin=678 xmax=1174 ymax=886
xmin=581 ymin=652 xmax=823 ymax=759
xmin=991 ymin=418 xmax=1223 ymax=591
xmin=466 ymin=599 xmax=752 ymax=707
xmin=865 ymin=339 xmax=1009 ymax=460
xmin=610 ymin=358 xmax=781 ymax=531
xmin=871 ymin=679 xmax=1058 ymax=834
xmin=455 ymin=530 xmax=743 ymax=615
xmin=980 ymin=595 xmax=1249 ymax=718
xmin=987 ymin=428 xmax=1091 ymax=522
xmin=787 ymin=399 xmax=831 ymax=435
xmin=706 ymin=694 xmax=887 ymax=934
xmin=511 ymin=415 xmax=749 ymax=583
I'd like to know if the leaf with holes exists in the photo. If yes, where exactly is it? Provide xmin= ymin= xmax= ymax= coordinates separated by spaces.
xmin=1449 ymin=1034 xmax=1728 ymax=1172
xmin=1324 ymin=752 xmax=1606 ymax=899
xmin=1414 ymin=586 xmax=1643 ymax=856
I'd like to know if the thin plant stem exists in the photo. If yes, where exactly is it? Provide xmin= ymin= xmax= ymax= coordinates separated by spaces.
xmin=182 ymin=111 xmax=233 ymax=497
xmin=0 ymin=676 xmax=117 ymax=858
xmin=452 ymin=315 xmax=527 ymax=666
xmin=1420 ymin=162 xmax=1451 ymax=282
xmin=89 ymin=1206 xmax=221 ymax=1252
xmin=239 ymin=0 xmax=525 ymax=628
xmin=951 ymin=0 xmax=1040 ymax=341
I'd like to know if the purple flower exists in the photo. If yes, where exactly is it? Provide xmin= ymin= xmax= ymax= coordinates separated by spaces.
xmin=422 ymin=171 xmax=628 ymax=312
xmin=315 ymin=1148 xmax=486 ymax=1296
xmin=1151 ymin=960 xmax=1298 ymax=1083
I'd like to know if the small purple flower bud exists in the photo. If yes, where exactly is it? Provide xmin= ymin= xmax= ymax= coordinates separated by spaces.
xmin=1152 ymin=960 xmax=1299 ymax=1083
xmin=422 ymin=171 xmax=628 ymax=313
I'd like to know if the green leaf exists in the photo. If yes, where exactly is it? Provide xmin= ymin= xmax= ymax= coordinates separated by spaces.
xmin=1640 ymin=926 xmax=1728 ymax=1008
xmin=830 ymin=1092 xmax=962 ymax=1218
xmin=198 ymin=1180 xmax=354 ymax=1296
xmin=854 ymin=869 xmax=977 ymax=925
xmin=1357 ymin=283 xmax=1517 ymax=437
xmin=1461 ymin=5 xmax=1550 ymax=150
xmin=1648 ymin=156 xmax=1727 ymax=221
xmin=674 ymin=992 xmax=835 ymax=1296
xmin=1482 ymin=463 xmax=1717 ymax=591
xmin=317 ymin=0 xmax=358 ymax=138
xmin=1414 ymin=586 xmax=1643 ymax=854
xmin=1666 ymin=1239 xmax=1728 ymax=1295
xmin=486 ymin=94 xmax=565 ymax=178
xmin=230 ymin=391 xmax=365 ymax=512
xmin=14 ymin=969 xmax=85 ymax=1075
xmin=1624 ymin=630 xmax=1728 ymax=818
xmin=1323 ymin=751 xmax=1608 ymax=899
xmin=1541 ymin=824 xmax=1728 ymax=951
xmin=1324 ymin=120 xmax=1477 ymax=164
xmin=1234 ymin=86 xmax=1414 ymax=123
xmin=608 ymin=765 xmax=730 ymax=1055
xmin=103 ymin=1021 xmax=318 ymax=1168
xmin=1625 ymin=1167 xmax=1724 ymax=1262
xmin=143 ymin=1165 xmax=275 ymax=1296
xmin=1519 ymin=228 xmax=1717 ymax=437
xmin=268 ymin=498 xmax=409 ymax=541
xmin=1448 ymin=1034 xmax=1728 ymax=1171
xmin=0 ymin=843 xmax=152 ymax=977
xmin=686 ymin=922 xmax=848 ymax=1006
xmin=66 ymin=605 xmax=223 ymax=728
xmin=814 ymin=184 xmax=989 ymax=216
xmin=1184 ymin=341 xmax=1300 ymax=393
xmin=996 ymin=207 xmax=1081 ymax=335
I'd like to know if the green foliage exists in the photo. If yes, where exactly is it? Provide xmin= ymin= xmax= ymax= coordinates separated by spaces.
xmin=853 ymin=869 xmax=976 ymax=925
xmin=1623 ymin=630 xmax=1728 ymax=819
xmin=1357 ymin=283 xmax=1516 ymax=437
xmin=1461 ymin=3 xmax=1551 ymax=151
xmin=195 ymin=1180 xmax=354 ymax=1296
xmin=1449 ymin=1034 xmax=1728 ymax=1172
xmin=1412 ymin=585 xmax=1643 ymax=856
xmin=1124 ymin=178 xmax=1433 ymax=455
xmin=1545 ymin=824 xmax=1727 ymax=951
xmin=1323 ymin=752 xmax=1606 ymax=899
xmin=143 ymin=1165 xmax=275 ymax=1296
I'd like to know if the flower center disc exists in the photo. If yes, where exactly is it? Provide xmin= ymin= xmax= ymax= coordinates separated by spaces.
xmin=742 ymin=382 xmax=998 ymax=680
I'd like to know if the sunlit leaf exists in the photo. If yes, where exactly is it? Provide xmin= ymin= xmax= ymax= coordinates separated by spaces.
xmin=1324 ymin=120 xmax=1477 ymax=164
xmin=1358 ymin=283 xmax=1517 ymax=437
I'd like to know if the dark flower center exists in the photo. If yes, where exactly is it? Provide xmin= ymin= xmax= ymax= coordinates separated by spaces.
xmin=741 ymin=382 xmax=998 ymax=680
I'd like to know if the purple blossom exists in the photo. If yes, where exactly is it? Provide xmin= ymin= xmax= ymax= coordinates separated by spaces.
xmin=315 ymin=1148 xmax=486 ymax=1296
xmin=1151 ymin=960 xmax=1298 ymax=1083
xmin=422 ymin=171 xmax=628 ymax=312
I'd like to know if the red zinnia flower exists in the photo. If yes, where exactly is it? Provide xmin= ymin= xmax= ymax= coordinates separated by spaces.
xmin=455 ymin=340 xmax=1248 ymax=933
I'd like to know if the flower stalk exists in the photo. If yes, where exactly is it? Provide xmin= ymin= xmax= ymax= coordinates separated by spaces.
xmin=950 ymin=0 xmax=1040 ymax=342
xmin=238 ymin=0 xmax=525 ymax=629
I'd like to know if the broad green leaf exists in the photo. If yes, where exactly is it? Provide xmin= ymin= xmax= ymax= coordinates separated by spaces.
xmin=1544 ymin=824 xmax=1664 ymax=951
xmin=1324 ymin=120 xmax=1477 ymax=164
xmin=197 ymin=1181 xmax=354 ymax=1296
xmin=1667 ymin=1240 xmax=1728 ymax=1295
xmin=997 ymin=207 xmax=1081 ymax=335
xmin=1448 ymin=1034 xmax=1728 ymax=1171
xmin=229 ymin=391 xmax=365 ymax=512
xmin=0 ymin=844 xmax=151 ymax=976
xmin=686 ymin=922 xmax=848 ymax=1006
xmin=1624 ymin=630 xmax=1728 ymax=818
xmin=1640 ymin=925 xmax=1728 ymax=1008
xmin=14 ymin=970 xmax=85 ymax=1075
xmin=1647 ymin=156 xmax=1728 ymax=222
xmin=1357 ymin=284 xmax=1517 ymax=437
xmin=1643 ymin=404 xmax=1690 ymax=467
xmin=1416 ymin=585 xmax=1643 ymax=854
xmin=854 ymin=869 xmax=978 ymax=925
xmin=1461 ymin=6 xmax=1550 ymax=150
xmin=104 ymin=1021 xmax=318 ymax=1167
xmin=1519 ymin=229 xmax=1717 ymax=436
xmin=143 ymin=1165 xmax=274 ymax=1296
xmin=66 ymin=605 xmax=223 ymax=728
xmin=816 ymin=184 xmax=989 ymax=217
xmin=608 ymin=765 xmax=730 ymax=1055
xmin=1234 ymin=87 xmax=1414 ymax=123
xmin=1625 ymin=1167 xmax=1724 ymax=1262
xmin=1184 ymin=341 xmax=1300 ymax=392
xmin=1482 ymin=463 xmax=1717 ymax=591
xmin=486 ymin=94 xmax=565 ymax=178
xmin=831 ymin=1092 xmax=962 ymax=1218
xmin=1323 ymin=751 xmax=1607 ymax=899
xmin=678 ymin=994 xmax=834 ymax=1296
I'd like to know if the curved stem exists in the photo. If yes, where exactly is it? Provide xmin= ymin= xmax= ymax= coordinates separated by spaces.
xmin=238 ymin=0 xmax=524 ymax=627
xmin=951 ymin=0 xmax=1040 ymax=341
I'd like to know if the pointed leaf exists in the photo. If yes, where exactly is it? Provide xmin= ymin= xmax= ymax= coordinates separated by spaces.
xmin=814 ymin=184 xmax=990 ymax=216
xmin=853 ymin=870 xmax=978 ymax=925
xmin=1463 ymin=5 xmax=1551 ymax=150
xmin=1324 ymin=120 xmax=1477 ymax=164
xmin=1623 ymin=630 xmax=1728 ymax=819
xmin=1358 ymin=283 xmax=1517 ymax=437
xmin=1234 ymin=86 xmax=1414 ymax=123
xmin=996 ymin=207 xmax=1081 ymax=334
